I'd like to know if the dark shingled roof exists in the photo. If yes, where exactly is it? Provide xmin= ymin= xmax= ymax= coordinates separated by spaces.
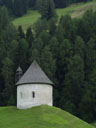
xmin=16 ymin=60 xmax=54 ymax=86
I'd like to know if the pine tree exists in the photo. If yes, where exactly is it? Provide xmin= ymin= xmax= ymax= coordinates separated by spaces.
xmin=26 ymin=27 xmax=34 ymax=48
xmin=56 ymin=39 xmax=72 ymax=91
xmin=39 ymin=30 xmax=50 ymax=46
xmin=9 ymin=40 xmax=19 ymax=69
xmin=48 ymin=18 xmax=57 ymax=35
xmin=79 ymin=69 xmax=96 ymax=122
xmin=74 ymin=36 xmax=85 ymax=58
xmin=33 ymin=37 xmax=43 ymax=52
xmin=34 ymin=19 xmax=49 ymax=36
xmin=17 ymin=25 xmax=25 ymax=39
xmin=47 ymin=0 xmax=57 ymax=20
xmin=49 ymin=36 xmax=59 ymax=58
xmin=36 ymin=0 xmax=57 ymax=20
xmin=17 ymin=39 xmax=29 ymax=70
xmin=0 ymin=6 xmax=9 ymax=29
xmin=85 ymin=38 xmax=96 ymax=80
xmin=60 ymin=55 xmax=84 ymax=115
xmin=30 ymin=49 xmax=40 ymax=63
xmin=40 ymin=46 xmax=56 ymax=80
xmin=59 ymin=15 xmax=73 ymax=39
xmin=1 ymin=57 xmax=14 ymax=105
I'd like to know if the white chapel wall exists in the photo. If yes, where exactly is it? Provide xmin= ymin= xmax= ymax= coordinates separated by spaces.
xmin=17 ymin=84 xmax=53 ymax=109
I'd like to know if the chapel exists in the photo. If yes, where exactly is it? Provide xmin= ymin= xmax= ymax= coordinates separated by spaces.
xmin=15 ymin=60 xmax=53 ymax=109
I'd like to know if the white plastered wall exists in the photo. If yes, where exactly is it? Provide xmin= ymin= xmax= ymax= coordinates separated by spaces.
xmin=17 ymin=84 xmax=53 ymax=109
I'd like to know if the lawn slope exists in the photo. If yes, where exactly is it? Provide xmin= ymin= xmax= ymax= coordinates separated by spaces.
xmin=57 ymin=0 xmax=96 ymax=19
xmin=0 ymin=105 xmax=94 ymax=128
xmin=12 ymin=10 xmax=41 ymax=31
xmin=12 ymin=0 xmax=96 ymax=31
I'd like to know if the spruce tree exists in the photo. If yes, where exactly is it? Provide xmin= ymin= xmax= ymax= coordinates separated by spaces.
xmin=79 ymin=69 xmax=96 ymax=122
xmin=36 ymin=0 xmax=57 ymax=20
xmin=74 ymin=36 xmax=85 ymax=58
xmin=40 ymin=46 xmax=56 ymax=80
xmin=17 ymin=25 xmax=25 ymax=39
xmin=1 ymin=57 xmax=14 ymax=105
xmin=17 ymin=39 xmax=29 ymax=70
xmin=56 ymin=39 xmax=72 ymax=91
xmin=60 ymin=55 xmax=84 ymax=115
xmin=0 ymin=6 xmax=9 ymax=29
xmin=26 ymin=27 xmax=34 ymax=48
xmin=85 ymin=38 xmax=96 ymax=80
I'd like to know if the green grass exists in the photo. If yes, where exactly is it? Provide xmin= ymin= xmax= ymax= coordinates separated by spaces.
xmin=0 ymin=105 xmax=95 ymax=128
xmin=57 ymin=0 xmax=96 ymax=18
xmin=12 ymin=10 xmax=41 ymax=31
xmin=12 ymin=0 xmax=96 ymax=31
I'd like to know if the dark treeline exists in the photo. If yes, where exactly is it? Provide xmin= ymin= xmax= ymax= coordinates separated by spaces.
xmin=54 ymin=0 xmax=92 ymax=8
xmin=0 ymin=0 xmax=36 ymax=17
xmin=0 ymin=0 xmax=92 ymax=17
xmin=0 ymin=6 xmax=96 ymax=123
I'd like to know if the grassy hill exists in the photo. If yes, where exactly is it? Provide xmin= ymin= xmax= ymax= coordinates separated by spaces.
xmin=12 ymin=0 xmax=96 ymax=31
xmin=0 ymin=105 xmax=95 ymax=128
xmin=57 ymin=0 xmax=96 ymax=19
xmin=12 ymin=10 xmax=41 ymax=31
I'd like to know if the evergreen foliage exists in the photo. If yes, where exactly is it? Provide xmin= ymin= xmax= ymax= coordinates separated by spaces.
xmin=0 ymin=0 xmax=92 ymax=17
xmin=36 ymin=0 xmax=57 ymax=20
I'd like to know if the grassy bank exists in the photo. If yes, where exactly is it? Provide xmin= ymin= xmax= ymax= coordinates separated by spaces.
xmin=0 ymin=105 xmax=95 ymax=128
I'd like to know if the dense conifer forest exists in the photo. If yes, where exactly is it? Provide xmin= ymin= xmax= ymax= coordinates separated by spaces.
xmin=0 ymin=0 xmax=92 ymax=17
xmin=0 ymin=0 xmax=96 ymax=124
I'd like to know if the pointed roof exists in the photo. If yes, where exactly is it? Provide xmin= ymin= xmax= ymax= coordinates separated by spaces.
xmin=16 ymin=60 xmax=53 ymax=86
xmin=16 ymin=66 xmax=22 ymax=72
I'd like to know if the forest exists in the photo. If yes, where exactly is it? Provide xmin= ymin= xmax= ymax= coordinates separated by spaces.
xmin=0 ymin=0 xmax=96 ymax=124
xmin=0 ymin=0 xmax=92 ymax=17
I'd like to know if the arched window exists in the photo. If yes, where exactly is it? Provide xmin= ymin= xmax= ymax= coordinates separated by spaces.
xmin=32 ymin=91 xmax=35 ymax=98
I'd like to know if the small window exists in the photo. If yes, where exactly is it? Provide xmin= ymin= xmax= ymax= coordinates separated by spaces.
xmin=20 ymin=92 xmax=22 ymax=99
xmin=32 ymin=91 xmax=35 ymax=98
